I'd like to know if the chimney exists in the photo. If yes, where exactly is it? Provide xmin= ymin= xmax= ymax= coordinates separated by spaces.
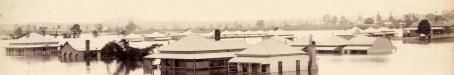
xmin=214 ymin=29 xmax=221 ymax=41
xmin=85 ymin=40 xmax=90 ymax=56
xmin=308 ymin=35 xmax=318 ymax=74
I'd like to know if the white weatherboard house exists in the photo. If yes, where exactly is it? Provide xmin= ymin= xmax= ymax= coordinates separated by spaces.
xmin=228 ymin=38 xmax=309 ymax=73
xmin=146 ymin=35 xmax=250 ymax=75
xmin=4 ymin=33 xmax=60 ymax=56
xmin=342 ymin=36 xmax=396 ymax=54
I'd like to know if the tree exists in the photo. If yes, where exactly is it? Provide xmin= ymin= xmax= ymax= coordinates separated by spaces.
xmin=376 ymin=14 xmax=384 ymax=25
xmin=125 ymin=20 xmax=137 ymax=33
xmin=364 ymin=17 xmax=375 ymax=24
xmin=357 ymin=15 xmax=364 ymax=22
xmin=323 ymin=15 xmax=332 ymax=24
xmin=92 ymin=30 xmax=99 ymax=37
xmin=416 ymin=19 xmax=431 ymax=36
xmin=331 ymin=16 xmax=338 ymax=24
xmin=425 ymin=13 xmax=437 ymax=21
xmin=404 ymin=15 xmax=413 ymax=28
xmin=256 ymin=19 xmax=265 ymax=28
xmin=38 ymin=26 xmax=48 ymax=35
xmin=95 ymin=24 xmax=103 ymax=33
xmin=70 ymin=24 xmax=82 ymax=38
xmin=14 ymin=27 xmax=24 ymax=38
xmin=339 ymin=16 xmax=349 ymax=25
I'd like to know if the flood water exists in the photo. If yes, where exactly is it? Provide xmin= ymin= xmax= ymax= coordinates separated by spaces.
xmin=1 ymin=31 xmax=454 ymax=75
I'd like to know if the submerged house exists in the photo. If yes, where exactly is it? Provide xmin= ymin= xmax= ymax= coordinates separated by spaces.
xmin=315 ymin=36 xmax=349 ymax=54
xmin=144 ymin=32 xmax=171 ymax=41
xmin=403 ymin=21 xmax=454 ymax=39
xmin=228 ymin=38 xmax=309 ymax=73
xmin=4 ymin=33 xmax=60 ymax=56
xmin=146 ymin=35 xmax=250 ymax=75
xmin=60 ymin=38 xmax=114 ymax=57
xmin=342 ymin=36 xmax=395 ymax=54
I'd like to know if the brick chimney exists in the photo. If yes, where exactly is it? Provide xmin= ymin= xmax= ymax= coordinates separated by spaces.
xmin=214 ymin=29 xmax=221 ymax=41
xmin=85 ymin=40 xmax=90 ymax=56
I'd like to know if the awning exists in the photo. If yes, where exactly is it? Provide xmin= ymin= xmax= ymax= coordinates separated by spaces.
xmin=228 ymin=57 xmax=270 ymax=64
xmin=342 ymin=46 xmax=371 ymax=50
xmin=145 ymin=52 xmax=237 ymax=59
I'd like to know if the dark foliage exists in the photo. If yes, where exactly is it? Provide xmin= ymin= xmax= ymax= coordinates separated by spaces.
xmin=100 ymin=39 xmax=162 ymax=60
xmin=416 ymin=19 xmax=431 ymax=35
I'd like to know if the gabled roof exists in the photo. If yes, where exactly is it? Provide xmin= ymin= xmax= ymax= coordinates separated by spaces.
xmin=62 ymin=38 xmax=114 ymax=51
xmin=145 ymin=32 xmax=166 ymax=37
xmin=346 ymin=36 xmax=378 ymax=45
xmin=158 ymin=35 xmax=220 ymax=51
xmin=318 ymin=35 xmax=348 ymax=46
xmin=236 ymin=38 xmax=305 ymax=56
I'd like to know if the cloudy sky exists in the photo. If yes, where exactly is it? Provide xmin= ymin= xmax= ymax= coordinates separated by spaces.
xmin=0 ymin=0 xmax=453 ymax=24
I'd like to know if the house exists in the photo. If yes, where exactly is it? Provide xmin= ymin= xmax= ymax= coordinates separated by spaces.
xmin=145 ymin=35 xmax=250 ymax=75
xmin=144 ymin=32 xmax=171 ymax=41
xmin=403 ymin=21 xmax=454 ymax=39
xmin=4 ymin=33 xmax=60 ymax=56
xmin=342 ymin=36 xmax=395 ymax=54
xmin=228 ymin=38 xmax=309 ymax=73
xmin=315 ymin=36 xmax=349 ymax=54
xmin=60 ymin=38 xmax=114 ymax=57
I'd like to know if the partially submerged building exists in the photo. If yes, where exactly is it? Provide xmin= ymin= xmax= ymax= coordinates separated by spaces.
xmin=342 ymin=36 xmax=395 ymax=54
xmin=228 ymin=38 xmax=309 ymax=73
xmin=145 ymin=35 xmax=250 ymax=75
xmin=60 ymin=38 xmax=115 ymax=57
xmin=4 ymin=33 xmax=60 ymax=56
xmin=315 ymin=36 xmax=349 ymax=54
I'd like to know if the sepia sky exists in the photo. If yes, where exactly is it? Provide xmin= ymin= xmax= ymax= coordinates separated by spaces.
xmin=0 ymin=0 xmax=453 ymax=24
